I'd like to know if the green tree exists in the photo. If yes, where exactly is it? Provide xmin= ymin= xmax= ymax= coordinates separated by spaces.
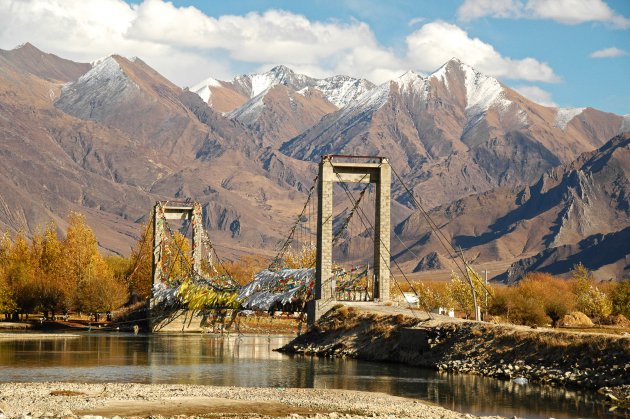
xmin=447 ymin=268 xmax=487 ymax=319
xmin=571 ymin=264 xmax=612 ymax=321
xmin=610 ymin=280 xmax=630 ymax=318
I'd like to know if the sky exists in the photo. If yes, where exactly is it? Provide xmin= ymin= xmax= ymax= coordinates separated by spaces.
xmin=0 ymin=0 xmax=628 ymax=114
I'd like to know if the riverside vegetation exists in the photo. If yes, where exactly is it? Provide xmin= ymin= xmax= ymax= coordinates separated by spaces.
xmin=0 ymin=213 xmax=628 ymax=331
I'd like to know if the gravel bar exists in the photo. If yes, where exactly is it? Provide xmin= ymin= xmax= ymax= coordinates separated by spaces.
xmin=0 ymin=382 xmax=503 ymax=419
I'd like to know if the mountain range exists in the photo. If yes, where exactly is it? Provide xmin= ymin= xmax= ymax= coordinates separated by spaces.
xmin=0 ymin=43 xmax=628 ymax=280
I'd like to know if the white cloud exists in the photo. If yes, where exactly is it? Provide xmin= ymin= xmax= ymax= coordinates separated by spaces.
xmin=408 ymin=17 xmax=426 ymax=26
xmin=0 ymin=0 xmax=559 ymax=87
xmin=405 ymin=21 xmax=559 ymax=82
xmin=512 ymin=85 xmax=557 ymax=106
xmin=458 ymin=0 xmax=524 ymax=20
xmin=590 ymin=46 xmax=628 ymax=58
xmin=458 ymin=0 xmax=630 ymax=28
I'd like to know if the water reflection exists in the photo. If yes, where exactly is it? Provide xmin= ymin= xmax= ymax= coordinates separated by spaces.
xmin=0 ymin=333 xmax=619 ymax=418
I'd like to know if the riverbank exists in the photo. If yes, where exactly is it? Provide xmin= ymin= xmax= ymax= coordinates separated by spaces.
xmin=279 ymin=305 xmax=630 ymax=410
xmin=0 ymin=382 xmax=502 ymax=418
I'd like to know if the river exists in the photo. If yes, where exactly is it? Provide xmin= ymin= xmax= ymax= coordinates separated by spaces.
xmin=0 ymin=332 xmax=619 ymax=418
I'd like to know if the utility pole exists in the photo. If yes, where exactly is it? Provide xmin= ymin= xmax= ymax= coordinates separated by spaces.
xmin=459 ymin=247 xmax=479 ymax=321
xmin=484 ymin=270 xmax=489 ymax=319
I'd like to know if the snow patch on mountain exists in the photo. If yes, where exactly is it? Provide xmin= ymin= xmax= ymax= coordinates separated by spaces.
xmin=194 ymin=66 xmax=374 ymax=115
xmin=226 ymin=91 xmax=265 ymax=125
xmin=337 ymin=82 xmax=390 ymax=122
xmin=430 ymin=63 xmax=450 ymax=90
xmin=191 ymin=76 xmax=221 ymax=104
xmin=90 ymin=56 xmax=108 ymax=67
xmin=250 ymin=73 xmax=278 ymax=97
xmin=394 ymin=70 xmax=429 ymax=97
xmin=70 ymin=57 xmax=131 ymax=90
xmin=555 ymin=107 xmax=586 ymax=130
xmin=462 ymin=64 xmax=510 ymax=114
xmin=313 ymin=76 xmax=374 ymax=108
xmin=621 ymin=115 xmax=630 ymax=133
xmin=55 ymin=56 xmax=140 ymax=120
xmin=246 ymin=65 xmax=312 ymax=97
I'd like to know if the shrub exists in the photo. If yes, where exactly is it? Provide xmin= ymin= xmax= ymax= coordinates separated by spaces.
xmin=507 ymin=273 xmax=575 ymax=327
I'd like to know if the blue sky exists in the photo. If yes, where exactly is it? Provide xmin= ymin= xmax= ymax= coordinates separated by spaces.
xmin=1 ymin=0 xmax=628 ymax=114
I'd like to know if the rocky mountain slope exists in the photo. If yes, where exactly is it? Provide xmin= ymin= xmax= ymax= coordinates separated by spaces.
xmin=0 ymin=43 xmax=628 ymax=279
xmin=0 ymin=44 xmax=311 ymax=255
xmin=394 ymin=133 xmax=630 ymax=281
xmin=281 ymin=59 xmax=626 ymax=209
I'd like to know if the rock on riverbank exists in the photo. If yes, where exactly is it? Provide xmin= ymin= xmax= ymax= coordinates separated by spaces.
xmin=279 ymin=305 xmax=629 ymax=406
xmin=0 ymin=382 xmax=501 ymax=418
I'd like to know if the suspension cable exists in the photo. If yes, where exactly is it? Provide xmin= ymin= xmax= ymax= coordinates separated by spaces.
xmin=269 ymin=175 xmax=318 ymax=269
xmin=389 ymin=165 xmax=494 ymax=299
xmin=333 ymin=170 xmax=432 ymax=319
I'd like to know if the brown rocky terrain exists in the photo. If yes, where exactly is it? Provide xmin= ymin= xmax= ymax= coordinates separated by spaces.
xmin=0 ymin=43 xmax=628 ymax=280
xmin=393 ymin=133 xmax=630 ymax=280
xmin=0 ymin=44 xmax=311 ymax=256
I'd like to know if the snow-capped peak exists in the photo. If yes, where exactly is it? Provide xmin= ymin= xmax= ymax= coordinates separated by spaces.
xmin=460 ymin=62 xmax=509 ymax=113
xmin=396 ymin=70 xmax=423 ymax=84
xmin=427 ymin=58 xmax=510 ymax=113
xmin=81 ymin=56 xmax=123 ymax=81
xmin=555 ymin=107 xmax=586 ymax=130
xmin=191 ymin=76 xmax=222 ymax=104
xmin=248 ymin=65 xmax=311 ymax=97
xmin=393 ymin=70 xmax=429 ymax=96
xmin=63 ymin=56 xmax=135 ymax=96
xmin=90 ymin=56 xmax=109 ymax=67
xmin=194 ymin=66 xmax=375 ymax=110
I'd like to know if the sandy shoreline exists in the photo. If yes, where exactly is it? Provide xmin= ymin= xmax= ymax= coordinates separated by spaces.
xmin=0 ymin=382 xmax=501 ymax=418
xmin=0 ymin=333 xmax=81 ymax=340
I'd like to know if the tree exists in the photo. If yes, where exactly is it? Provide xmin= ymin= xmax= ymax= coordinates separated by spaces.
xmin=283 ymin=244 xmax=316 ymax=269
xmin=507 ymin=276 xmax=550 ymax=326
xmin=0 ymin=273 xmax=17 ymax=319
xmin=571 ymin=264 xmax=612 ymax=321
xmin=610 ymin=280 xmax=630 ymax=318
xmin=0 ymin=233 xmax=17 ymax=319
xmin=63 ymin=212 xmax=128 ymax=313
xmin=448 ymin=268 xmax=487 ymax=319
xmin=162 ymin=231 xmax=192 ymax=284
xmin=5 ymin=232 xmax=38 ymax=319
xmin=126 ymin=222 xmax=153 ymax=300
xmin=417 ymin=281 xmax=453 ymax=311
xmin=448 ymin=272 xmax=474 ymax=318
xmin=31 ymin=225 xmax=72 ymax=318
xmin=76 ymin=255 xmax=127 ymax=318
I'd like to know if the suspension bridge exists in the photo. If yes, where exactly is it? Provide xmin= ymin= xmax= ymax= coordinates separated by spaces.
xmin=141 ymin=155 xmax=484 ymax=332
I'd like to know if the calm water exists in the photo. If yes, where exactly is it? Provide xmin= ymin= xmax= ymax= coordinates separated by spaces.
xmin=0 ymin=332 xmax=620 ymax=418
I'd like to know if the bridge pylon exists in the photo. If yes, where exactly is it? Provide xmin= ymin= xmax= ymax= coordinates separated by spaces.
xmin=307 ymin=156 xmax=391 ymax=324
